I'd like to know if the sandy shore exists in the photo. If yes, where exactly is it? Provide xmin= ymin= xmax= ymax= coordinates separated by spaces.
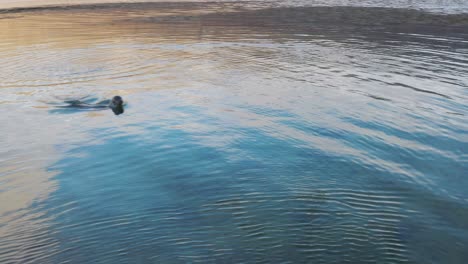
xmin=0 ymin=0 xmax=201 ymax=10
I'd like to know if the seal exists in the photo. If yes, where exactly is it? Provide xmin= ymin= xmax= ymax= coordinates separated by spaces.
xmin=52 ymin=95 xmax=125 ymax=115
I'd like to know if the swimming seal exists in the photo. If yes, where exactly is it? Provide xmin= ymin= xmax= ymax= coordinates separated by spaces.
xmin=52 ymin=95 xmax=125 ymax=115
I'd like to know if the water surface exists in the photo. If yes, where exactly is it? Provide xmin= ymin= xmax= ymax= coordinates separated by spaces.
xmin=0 ymin=2 xmax=467 ymax=263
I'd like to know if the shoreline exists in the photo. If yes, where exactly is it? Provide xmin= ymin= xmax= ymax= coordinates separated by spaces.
xmin=1 ymin=1 xmax=468 ymax=15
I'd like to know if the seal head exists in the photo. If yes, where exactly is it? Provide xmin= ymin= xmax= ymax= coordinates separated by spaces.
xmin=110 ymin=96 xmax=124 ymax=115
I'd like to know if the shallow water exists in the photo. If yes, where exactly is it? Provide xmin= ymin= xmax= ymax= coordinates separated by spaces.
xmin=1 ymin=2 xmax=468 ymax=263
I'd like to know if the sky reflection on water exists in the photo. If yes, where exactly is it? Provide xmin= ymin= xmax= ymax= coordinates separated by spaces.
xmin=0 ymin=2 xmax=468 ymax=263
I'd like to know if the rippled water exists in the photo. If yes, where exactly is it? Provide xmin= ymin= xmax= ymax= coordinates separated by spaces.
xmin=1 ymin=2 xmax=468 ymax=263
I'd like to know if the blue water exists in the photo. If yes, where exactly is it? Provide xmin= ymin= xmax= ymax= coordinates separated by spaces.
xmin=0 ymin=2 xmax=468 ymax=263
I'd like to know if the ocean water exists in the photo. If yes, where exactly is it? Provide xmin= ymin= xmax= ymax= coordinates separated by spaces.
xmin=0 ymin=2 xmax=467 ymax=263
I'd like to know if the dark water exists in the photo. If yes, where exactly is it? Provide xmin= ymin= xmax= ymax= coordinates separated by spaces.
xmin=1 ymin=2 xmax=468 ymax=263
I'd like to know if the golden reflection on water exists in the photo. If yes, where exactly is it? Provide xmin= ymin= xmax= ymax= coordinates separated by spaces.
xmin=0 ymin=162 xmax=56 ymax=214
xmin=0 ymin=3 xmax=245 ymax=49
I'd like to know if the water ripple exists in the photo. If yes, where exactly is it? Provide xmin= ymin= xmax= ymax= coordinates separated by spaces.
xmin=1 ymin=2 xmax=468 ymax=263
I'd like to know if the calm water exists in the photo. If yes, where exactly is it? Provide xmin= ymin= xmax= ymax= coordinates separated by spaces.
xmin=1 ymin=1 xmax=468 ymax=263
